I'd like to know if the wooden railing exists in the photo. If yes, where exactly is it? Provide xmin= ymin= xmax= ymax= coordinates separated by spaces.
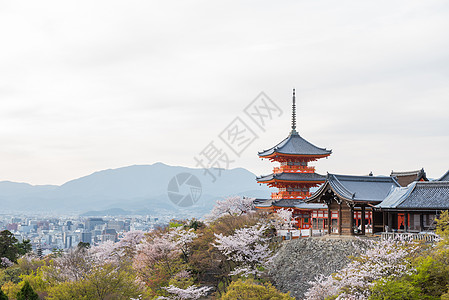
xmin=273 ymin=165 xmax=315 ymax=174
xmin=381 ymin=232 xmax=438 ymax=242
xmin=271 ymin=191 xmax=312 ymax=199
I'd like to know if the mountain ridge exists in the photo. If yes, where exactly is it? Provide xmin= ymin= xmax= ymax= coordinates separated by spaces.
xmin=0 ymin=162 xmax=272 ymax=217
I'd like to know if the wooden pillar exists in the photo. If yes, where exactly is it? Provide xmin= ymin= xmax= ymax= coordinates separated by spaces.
xmin=350 ymin=205 xmax=354 ymax=235
xmin=338 ymin=202 xmax=342 ymax=235
xmin=420 ymin=213 xmax=424 ymax=231
xmin=404 ymin=213 xmax=408 ymax=232
xmin=382 ymin=211 xmax=386 ymax=232
xmin=361 ymin=205 xmax=366 ymax=235
xmin=327 ymin=205 xmax=332 ymax=235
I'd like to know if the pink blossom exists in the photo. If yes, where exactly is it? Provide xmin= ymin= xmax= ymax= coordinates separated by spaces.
xmin=213 ymin=222 xmax=273 ymax=277
xmin=206 ymin=196 xmax=255 ymax=222
xmin=1 ymin=257 xmax=14 ymax=268
xmin=160 ymin=284 xmax=212 ymax=300
xmin=305 ymin=238 xmax=420 ymax=300
xmin=133 ymin=234 xmax=180 ymax=273
xmin=273 ymin=208 xmax=295 ymax=230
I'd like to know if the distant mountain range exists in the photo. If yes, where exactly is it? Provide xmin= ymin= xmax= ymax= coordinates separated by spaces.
xmin=0 ymin=163 xmax=273 ymax=218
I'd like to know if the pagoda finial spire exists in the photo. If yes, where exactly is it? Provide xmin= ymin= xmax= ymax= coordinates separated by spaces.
xmin=291 ymin=88 xmax=297 ymax=134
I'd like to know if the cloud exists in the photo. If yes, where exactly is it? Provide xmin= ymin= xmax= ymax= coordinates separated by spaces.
xmin=0 ymin=0 xmax=448 ymax=184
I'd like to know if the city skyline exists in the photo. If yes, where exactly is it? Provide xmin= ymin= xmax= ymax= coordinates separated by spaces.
xmin=1 ymin=1 xmax=448 ymax=185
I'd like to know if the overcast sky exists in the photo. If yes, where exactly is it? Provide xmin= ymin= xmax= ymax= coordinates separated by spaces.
xmin=1 ymin=1 xmax=448 ymax=185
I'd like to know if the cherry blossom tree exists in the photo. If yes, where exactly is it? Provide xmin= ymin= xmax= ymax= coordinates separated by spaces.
xmin=89 ymin=230 xmax=147 ymax=265
xmin=159 ymin=284 xmax=212 ymax=300
xmin=167 ymin=227 xmax=198 ymax=261
xmin=89 ymin=240 xmax=119 ymax=265
xmin=305 ymin=238 xmax=421 ymax=300
xmin=273 ymin=208 xmax=295 ymax=230
xmin=206 ymin=196 xmax=255 ymax=222
xmin=213 ymin=222 xmax=273 ymax=277
xmin=133 ymin=233 xmax=182 ymax=288
xmin=117 ymin=230 xmax=146 ymax=256
xmin=0 ymin=257 xmax=14 ymax=268
xmin=46 ymin=247 xmax=94 ymax=282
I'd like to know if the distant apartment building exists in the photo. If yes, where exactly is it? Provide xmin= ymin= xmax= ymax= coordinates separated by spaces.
xmin=107 ymin=220 xmax=125 ymax=231
xmin=80 ymin=232 xmax=92 ymax=244
xmin=6 ymin=223 xmax=18 ymax=231
xmin=101 ymin=228 xmax=117 ymax=242
xmin=85 ymin=218 xmax=106 ymax=231
xmin=63 ymin=232 xmax=73 ymax=248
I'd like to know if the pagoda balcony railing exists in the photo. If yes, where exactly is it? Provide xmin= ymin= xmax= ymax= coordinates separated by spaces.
xmin=273 ymin=165 xmax=315 ymax=174
xmin=272 ymin=191 xmax=312 ymax=199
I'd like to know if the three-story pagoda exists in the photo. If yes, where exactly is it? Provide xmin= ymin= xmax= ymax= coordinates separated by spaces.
xmin=254 ymin=89 xmax=331 ymax=230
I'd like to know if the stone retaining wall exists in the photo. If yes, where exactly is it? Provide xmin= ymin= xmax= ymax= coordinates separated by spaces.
xmin=269 ymin=236 xmax=368 ymax=299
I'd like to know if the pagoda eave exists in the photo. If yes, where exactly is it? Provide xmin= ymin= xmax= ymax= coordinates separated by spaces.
xmin=257 ymin=179 xmax=325 ymax=186
xmin=259 ymin=153 xmax=331 ymax=162
xmin=271 ymin=205 xmax=320 ymax=211
xmin=254 ymin=205 xmax=274 ymax=210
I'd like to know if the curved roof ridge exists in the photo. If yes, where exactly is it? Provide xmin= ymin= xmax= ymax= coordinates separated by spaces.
xmin=328 ymin=174 xmax=354 ymax=199
xmin=329 ymin=173 xmax=397 ymax=182
xmin=416 ymin=180 xmax=449 ymax=187
xmin=258 ymin=131 xmax=332 ymax=157
xmin=437 ymin=170 xmax=449 ymax=182
xmin=295 ymin=132 xmax=330 ymax=152
xmin=399 ymin=181 xmax=418 ymax=204
xmin=307 ymin=173 xmax=400 ymax=203
xmin=376 ymin=182 xmax=416 ymax=209
xmin=257 ymin=135 xmax=290 ymax=155
xmin=391 ymin=169 xmax=422 ymax=176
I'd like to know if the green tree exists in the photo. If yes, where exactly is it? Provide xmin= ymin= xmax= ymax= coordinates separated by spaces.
xmin=46 ymin=264 xmax=146 ymax=300
xmin=0 ymin=288 xmax=8 ymax=300
xmin=369 ymin=278 xmax=424 ymax=300
xmin=411 ymin=252 xmax=449 ymax=298
xmin=16 ymin=281 xmax=39 ymax=300
xmin=16 ymin=240 xmax=32 ymax=257
xmin=221 ymin=279 xmax=294 ymax=300
xmin=0 ymin=231 xmax=32 ymax=264
xmin=77 ymin=242 xmax=90 ymax=250
xmin=0 ymin=231 xmax=19 ymax=264
xmin=0 ymin=266 xmax=22 ymax=286
xmin=437 ymin=210 xmax=449 ymax=243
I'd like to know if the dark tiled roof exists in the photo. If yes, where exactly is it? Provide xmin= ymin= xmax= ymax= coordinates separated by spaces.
xmin=399 ymin=181 xmax=449 ymax=209
xmin=307 ymin=174 xmax=400 ymax=203
xmin=258 ymin=132 xmax=331 ymax=157
xmin=272 ymin=199 xmax=302 ymax=207
xmin=295 ymin=202 xmax=327 ymax=209
xmin=253 ymin=198 xmax=274 ymax=207
xmin=257 ymin=172 xmax=326 ymax=182
xmin=437 ymin=170 xmax=449 ymax=181
xmin=377 ymin=181 xmax=449 ymax=210
xmin=375 ymin=186 xmax=411 ymax=209
xmin=270 ymin=198 xmax=327 ymax=209
xmin=390 ymin=168 xmax=428 ymax=187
